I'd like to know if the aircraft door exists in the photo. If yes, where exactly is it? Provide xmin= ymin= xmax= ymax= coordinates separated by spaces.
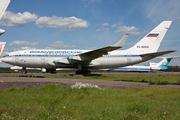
xmin=14 ymin=52 xmax=20 ymax=65
xmin=15 ymin=58 xmax=19 ymax=65
xmin=127 ymin=53 xmax=131 ymax=64
xmin=41 ymin=58 xmax=45 ymax=66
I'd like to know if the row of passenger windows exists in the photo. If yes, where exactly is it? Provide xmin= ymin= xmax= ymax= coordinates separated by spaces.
xmin=9 ymin=55 xmax=139 ymax=57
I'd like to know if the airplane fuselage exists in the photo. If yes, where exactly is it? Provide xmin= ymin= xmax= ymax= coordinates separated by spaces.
xmin=2 ymin=49 xmax=152 ymax=70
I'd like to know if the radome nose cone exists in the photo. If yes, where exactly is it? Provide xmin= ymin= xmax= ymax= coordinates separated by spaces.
xmin=0 ymin=29 xmax=5 ymax=35
xmin=1 ymin=57 xmax=9 ymax=62
xmin=1 ymin=58 xmax=5 ymax=62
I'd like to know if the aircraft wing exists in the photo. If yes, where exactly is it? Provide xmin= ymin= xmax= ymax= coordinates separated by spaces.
xmin=0 ymin=0 xmax=11 ymax=20
xmin=140 ymin=50 xmax=176 ymax=58
xmin=69 ymin=34 xmax=129 ymax=63
xmin=48 ymin=34 xmax=128 ymax=65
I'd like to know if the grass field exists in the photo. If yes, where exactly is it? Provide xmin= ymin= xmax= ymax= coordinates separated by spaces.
xmin=0 ymin=84 xmax=180 ymax=119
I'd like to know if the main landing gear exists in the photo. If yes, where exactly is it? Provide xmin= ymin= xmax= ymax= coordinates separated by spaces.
xmin=76 ymin=64 xmax=91 ymax=74
xmin=22 ymin=69 xmax=27 ymax=74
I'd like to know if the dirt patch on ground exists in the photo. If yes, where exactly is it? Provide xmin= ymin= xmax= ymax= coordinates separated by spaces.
xmin=0 ymin=72 xmax=180 ymax=90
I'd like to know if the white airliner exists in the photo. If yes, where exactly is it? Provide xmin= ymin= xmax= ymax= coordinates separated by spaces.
xmin=0 ymin=0 xmax=11 ymax=35
xmin=0 ymin=21 xmax=176 ymax=74
xmin=100 ymin=57 xmax=176 ymax=72
xmin=10 ymin=57 xmax=176 ymax=73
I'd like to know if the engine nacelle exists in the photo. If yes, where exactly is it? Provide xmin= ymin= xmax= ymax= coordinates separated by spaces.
xmin=42 ymin=68 xmax=47 ymax=73
xmin=0 ymin=29 xmax=5 ymax=35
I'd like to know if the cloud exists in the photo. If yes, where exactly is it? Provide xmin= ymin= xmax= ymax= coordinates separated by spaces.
xmin=1 ymin=48 xmax=9 ymax=56
xmin=111 ymin=23 xmax=116 ymax=28
xmin=1 ymin=51 xmax=8 ymax=56
xmin=141 ymin=0 xmax=180 ymax=22
xmin=96 ymin=29 xmax=101 ymax=32
xmin=48 ymin=41 xmax=76 ymax=48
xmin=115 ymin=26 xmax=141 ymax=35
xmin=178 ymin=16 xmax=180 ymax=20
xmin=9 ymin=41 xmax=38 ymax=46
xmin=0 ymin=11 xmax=38 ymax=27
xmin=35 ymin=16 xmax=88 ymax=30
xmin=13 ymin=47 xmax=37 ymax=51
xmin=102 ymin=23 xmax=109 ymax=26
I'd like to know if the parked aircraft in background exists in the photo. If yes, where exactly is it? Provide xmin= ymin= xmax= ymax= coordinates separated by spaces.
xmin=10 ymin=66 xmax=77 ymax=73
xmin=0 ymin=21 xmax=176 ymax=74
xmin=100 ymin=57 xmax=177 ymax=72
xmin=0 ymin=0 xmax=11 ymax=35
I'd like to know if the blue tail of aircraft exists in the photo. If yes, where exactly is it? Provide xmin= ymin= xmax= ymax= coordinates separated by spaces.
xmin=157 ymin=58 xmax=173 ymax=71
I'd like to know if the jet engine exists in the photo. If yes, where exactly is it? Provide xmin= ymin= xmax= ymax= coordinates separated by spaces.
xmin=0 ymin=29 xmax=5 ymax=35
xmin=42 ymin=68 xmax=47 ymax=73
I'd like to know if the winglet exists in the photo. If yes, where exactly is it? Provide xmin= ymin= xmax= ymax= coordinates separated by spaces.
xmin=114 ymin=34 xmax=128 ymax=47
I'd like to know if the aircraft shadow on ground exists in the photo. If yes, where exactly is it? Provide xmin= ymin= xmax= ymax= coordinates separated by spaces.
xmin=19 ymin=75 xmax=45 ymax=78
xmin=68 ymin=74 xmax=103 ymax=76
xmin=114 ymin=80 xmax=180 ymax=85
xmin=148 ymin=83 xmax=180 ymax=85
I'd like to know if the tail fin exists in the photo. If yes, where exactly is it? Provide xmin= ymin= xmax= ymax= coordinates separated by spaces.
xmin=0 ymin=0 xmax=11 ymax=20
xmin=127 ymin=21 xmax=172 ymax=53
xmin=150 ymin=57 xmax=173 ymax=71
xmin=0 ymin=42 xmax=6 ymax=56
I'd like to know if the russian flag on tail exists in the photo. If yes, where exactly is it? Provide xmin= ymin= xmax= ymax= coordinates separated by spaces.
xmin=146 ymin=33 xmax=159 ymax=37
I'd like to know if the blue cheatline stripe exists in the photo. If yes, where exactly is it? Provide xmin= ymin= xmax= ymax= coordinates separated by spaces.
xmin=108 ymin=67 xmax=150 ymax=71
xmin=8 ymin=54 xmax=141 ymax=58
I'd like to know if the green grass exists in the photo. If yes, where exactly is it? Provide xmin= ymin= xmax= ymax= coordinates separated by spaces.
xmin=0 ymin=84 xmax=180 ymax=119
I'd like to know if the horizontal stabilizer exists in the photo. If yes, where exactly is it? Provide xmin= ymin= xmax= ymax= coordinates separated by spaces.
xmin=141 ymin=50 xmax=176 ymax=57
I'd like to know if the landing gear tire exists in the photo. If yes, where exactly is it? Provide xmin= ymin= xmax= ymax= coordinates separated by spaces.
xmin=83 ymin=70 xmax=91 ymax=74
xmin=22 ymin=70 xmax=27 ymax=74
xmin=76 ymin=70 xmax=81 ymax=74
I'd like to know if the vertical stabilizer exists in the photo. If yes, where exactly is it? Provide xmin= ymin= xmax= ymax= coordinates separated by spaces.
xmin=0 ymin=0 xmax=11 ymax=20
xmin=0 ymin=42 xmax=6 ymax=56
xmin=150 ymin=57 xmax=173 ymax=71
xmin=157 ymin=58 xmax=172 ymax=71
xmin=127 ymin=21 xmax=172 ymax=53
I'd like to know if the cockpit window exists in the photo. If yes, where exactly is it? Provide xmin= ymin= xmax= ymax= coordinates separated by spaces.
xmin=3 ymin=54 xmax=9 ymax=58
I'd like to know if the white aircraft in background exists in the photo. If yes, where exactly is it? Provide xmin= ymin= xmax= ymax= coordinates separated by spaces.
xmin=10 ymin=66 xmax=77 ymax=73
xmin=100 ymin=57 xmax=177 ymax=72
xmin=0 ymin=0 xmax=11 ymax=35
xmin=0 ymin=21 xmax=176 ymax=74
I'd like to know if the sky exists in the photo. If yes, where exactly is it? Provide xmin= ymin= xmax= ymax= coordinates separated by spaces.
xmin=0 ymin=0 xmax=180 ymax=67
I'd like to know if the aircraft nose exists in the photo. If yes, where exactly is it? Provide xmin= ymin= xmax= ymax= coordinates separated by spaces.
xmin=0 ymin=29 xmax=5 ymax=35
xmin=1 ymin=57 xmax=11 ymax=63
